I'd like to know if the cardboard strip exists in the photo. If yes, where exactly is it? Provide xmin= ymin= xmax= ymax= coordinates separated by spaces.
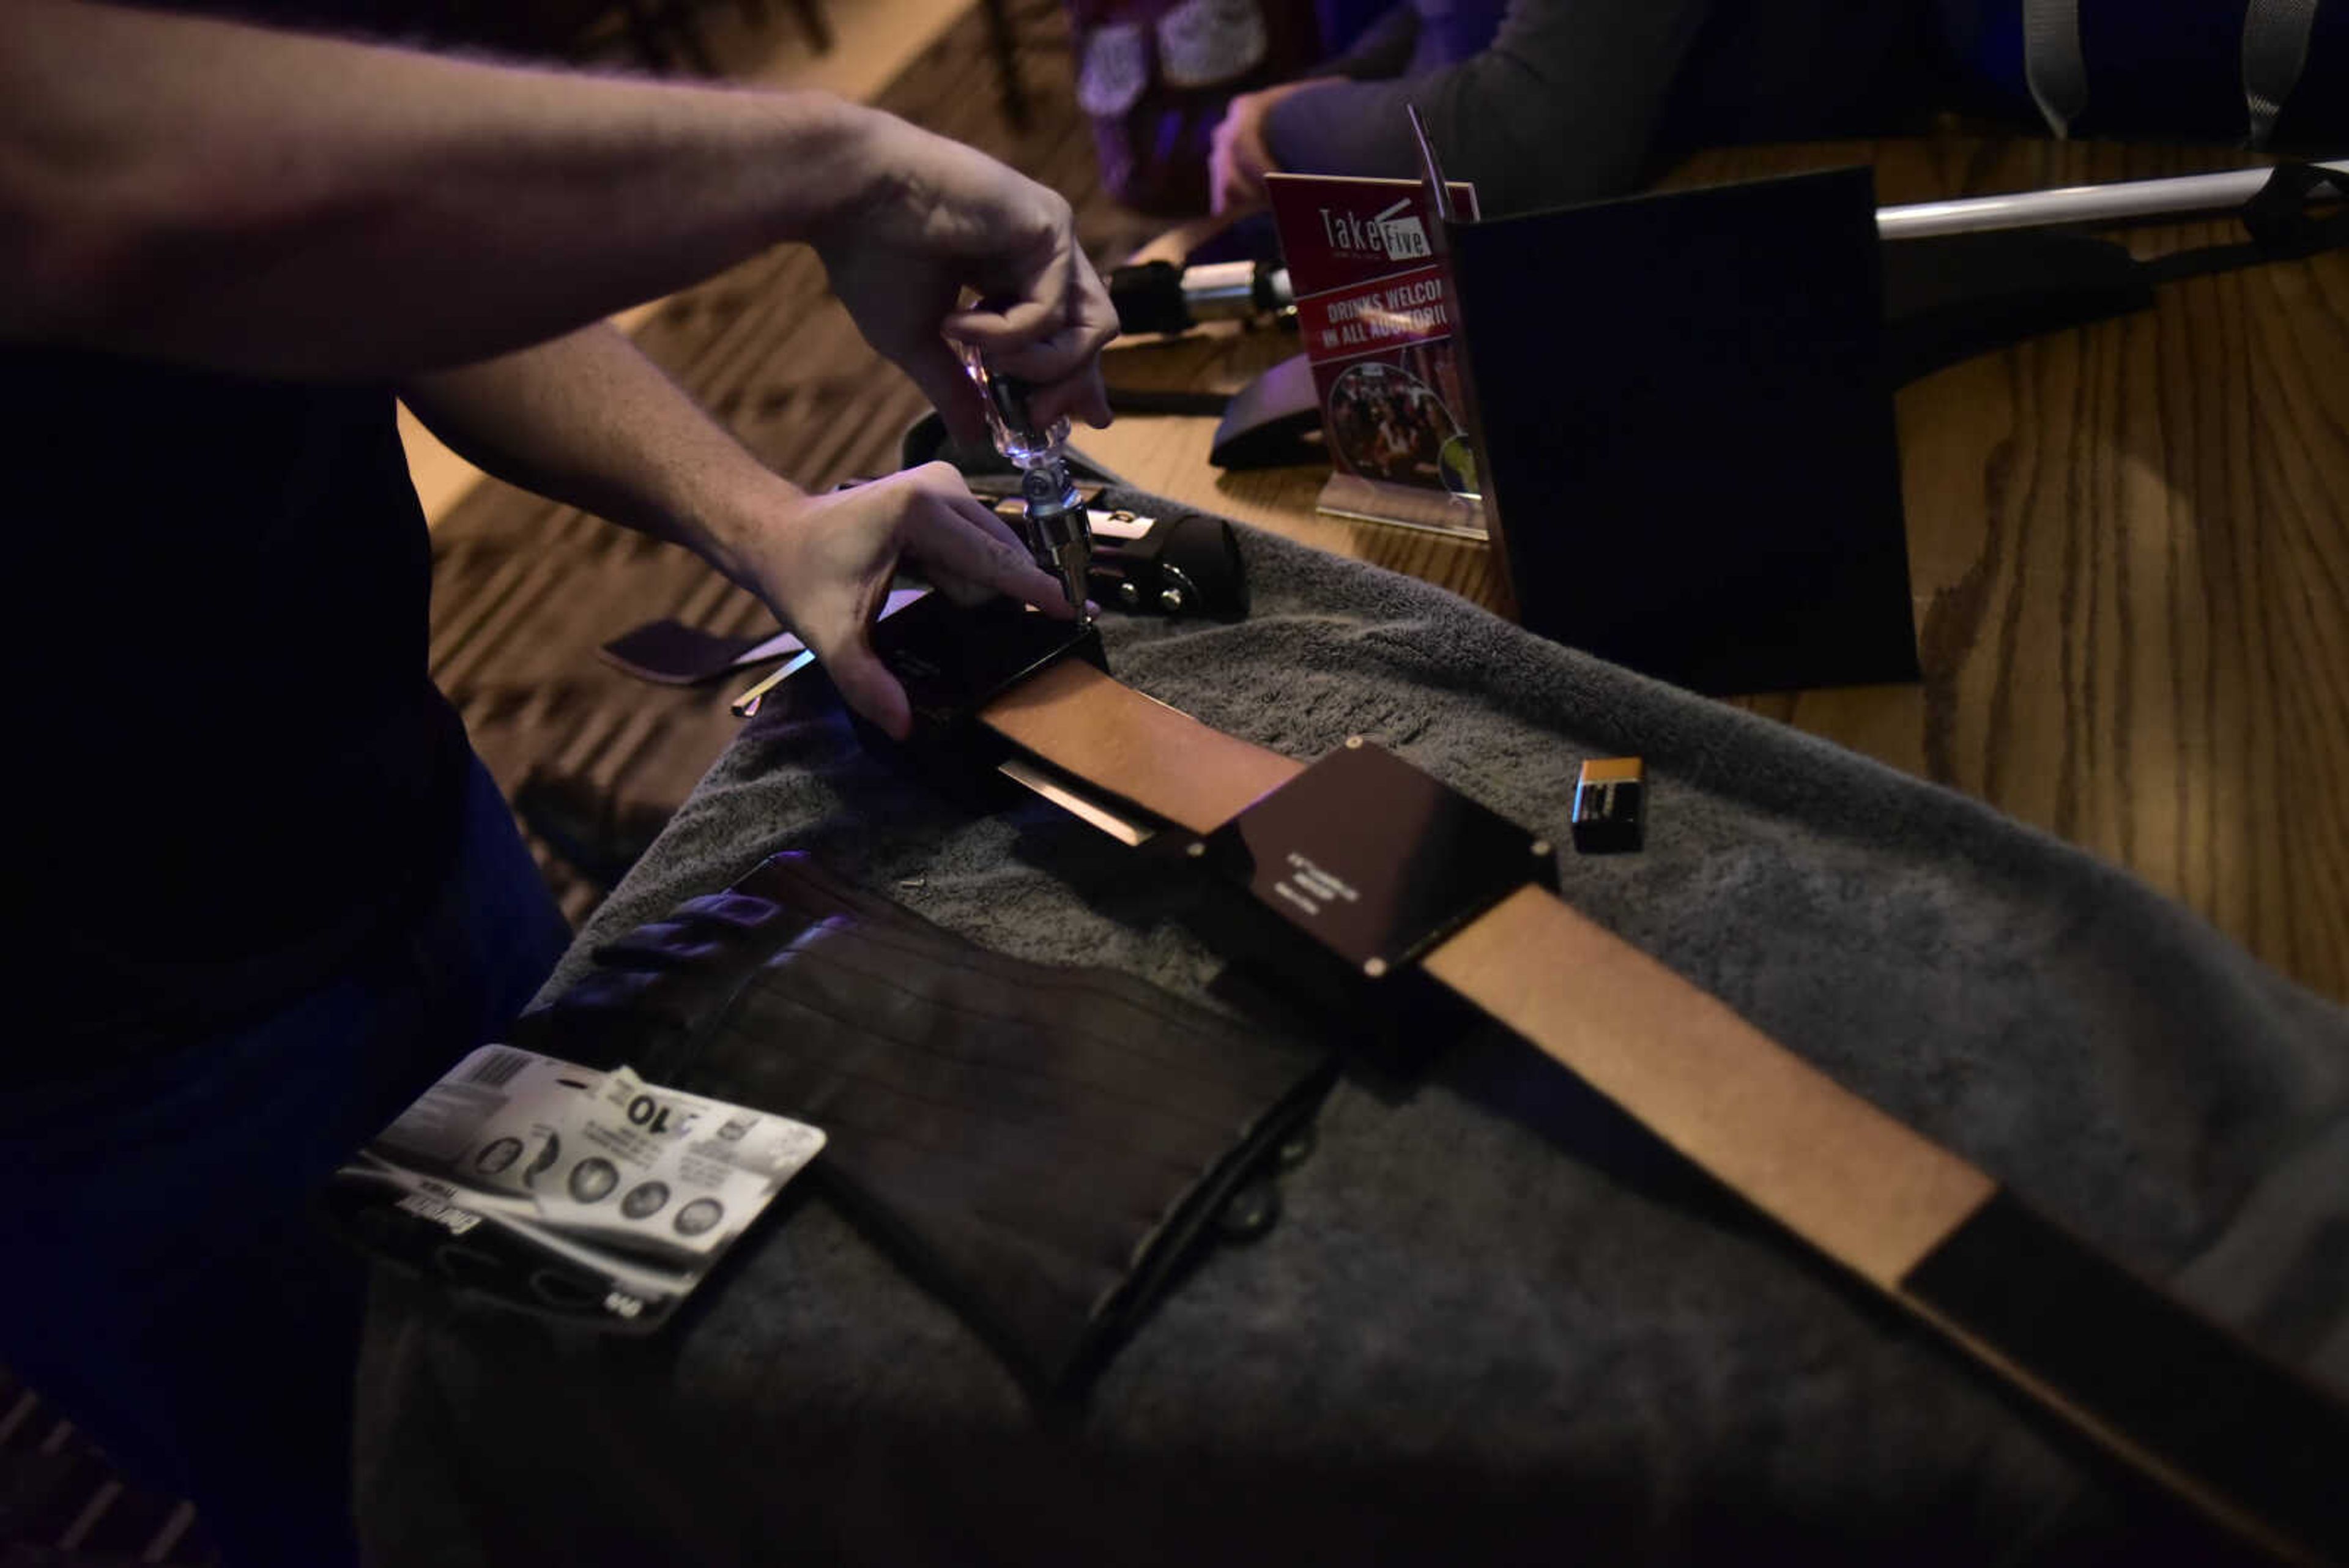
xmin=1419 ymin=885 xmax=1997 ymax=1287
xmin=978 ymin=659 xmax=1304 ymax=834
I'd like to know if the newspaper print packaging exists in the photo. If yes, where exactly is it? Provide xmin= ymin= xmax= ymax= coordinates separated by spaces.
xmin=1264 ymin=172 xmax=1483 ymax=537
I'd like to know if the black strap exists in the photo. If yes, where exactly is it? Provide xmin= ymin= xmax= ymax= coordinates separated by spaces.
xmin=1887 ymin=162 xmax=2349 ymax=385
xmin=2141 ymin=160 xmax=2349 ymax=286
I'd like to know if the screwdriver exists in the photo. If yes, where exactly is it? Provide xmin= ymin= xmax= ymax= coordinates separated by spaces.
xmin=960 ymin=347 xmax=1092 ymax=625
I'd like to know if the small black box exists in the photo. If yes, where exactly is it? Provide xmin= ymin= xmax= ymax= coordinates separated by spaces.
xmin=1571 ymin=757 xmax=1645 ymax=854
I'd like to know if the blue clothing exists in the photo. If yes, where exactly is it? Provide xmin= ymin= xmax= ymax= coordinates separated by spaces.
xmin=1934 ymin=0 xmax=2349 ymax=140
xmin=0 ymin=758 xmax=568 ymax=1567
xmin=1263 ymin=0 xmax=2349 ymax=220
xmin=1264 ymin=0 xmax=1937 ymax=217
xmin=6 ymin=349 xmax=475 ymax=1061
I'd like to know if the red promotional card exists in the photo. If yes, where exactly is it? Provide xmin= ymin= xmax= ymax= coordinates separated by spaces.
xmin=1264 ymin=172 xmax=1482 ymax=537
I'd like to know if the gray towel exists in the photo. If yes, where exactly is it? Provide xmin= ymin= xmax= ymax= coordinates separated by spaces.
xmin=356 ymin=501 xmax=2348 ymax=1567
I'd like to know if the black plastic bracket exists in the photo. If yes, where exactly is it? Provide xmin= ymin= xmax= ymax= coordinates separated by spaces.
xmin=848 ymin=592 xmax=1107 ymax=775
xmin=1186 ymin=737 xmax=1559 ymax=1063
xmin=1198 ymin=737 xmax=1555 ymax=973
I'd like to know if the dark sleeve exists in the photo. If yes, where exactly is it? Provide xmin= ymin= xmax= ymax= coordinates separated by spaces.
xmin=1321 ymin=1 xmax=1422 ymax=78
xmin=1261 ymin=0 xmax=1715 ymax=217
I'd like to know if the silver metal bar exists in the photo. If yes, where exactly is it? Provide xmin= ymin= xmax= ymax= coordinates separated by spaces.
xmin=1179 ymin=260 xmax=1264 ymax=319
xmin=996 ymin=757 xmax=1157 ymax=846
xmin=1876 ymin=158 xmax=2349 ymax=240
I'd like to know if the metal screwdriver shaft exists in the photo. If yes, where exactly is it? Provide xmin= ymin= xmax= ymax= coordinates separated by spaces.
xmin=961 ymin=347 xmax=1092 ymax=624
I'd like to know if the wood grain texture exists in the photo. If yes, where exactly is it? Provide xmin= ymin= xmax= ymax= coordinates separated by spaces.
xmin=1079 ymin=139 xmax=2349 ymax=1001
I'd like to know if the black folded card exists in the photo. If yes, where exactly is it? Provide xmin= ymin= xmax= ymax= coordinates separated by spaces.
xmin=1448 ymin=166 xmax=1921 ymax=694
xmin=513 ymin=854 xmax=1334 ymax=1393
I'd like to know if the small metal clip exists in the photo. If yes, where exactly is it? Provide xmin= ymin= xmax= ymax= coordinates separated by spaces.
xmin=730 ymin=648 xmax=817 ymax=718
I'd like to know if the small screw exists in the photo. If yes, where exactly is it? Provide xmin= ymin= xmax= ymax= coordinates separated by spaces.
xmin=1530 ymin=840 xmax=1552 ymax=858
xmin=1186 ymin=841 xmax=1207 ymax=858
xmin=1363 ymin=957 xmax=1389 ymax=978
xmin=1118 ymin=581 xmax=1140 ymax=606
xmin=1344 ymin=735 xmax=1364 ymax=749
xmin=1159 ymin=588 xmax=1184 ymax=612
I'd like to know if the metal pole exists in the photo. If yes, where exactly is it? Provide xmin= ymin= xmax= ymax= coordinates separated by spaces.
xmin=1874 ymin=157 xmax=2349 ymax=239
xmin=1233 ymin=158 xmax=2347 ymax=312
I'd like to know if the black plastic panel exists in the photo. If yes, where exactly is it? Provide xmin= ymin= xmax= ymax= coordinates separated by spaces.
xmin=869 ymin=593 xmax=1105 ymax=738
xmin=1200 ymin=739 xmax=1551 ymax=974
xmin=1900 ymin=1192 xmax=2348 ymax=1561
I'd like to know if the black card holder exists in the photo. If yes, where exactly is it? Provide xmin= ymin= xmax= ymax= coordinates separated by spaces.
xmin=1445 ymin=166 xmax=1921 ymax=695
xmin=514 ymin=853 xmax=1334 ymax=1393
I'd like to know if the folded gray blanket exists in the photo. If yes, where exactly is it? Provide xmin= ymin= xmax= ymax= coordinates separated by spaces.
xmin=357 ymin=500 xmax=2348 ymax=1566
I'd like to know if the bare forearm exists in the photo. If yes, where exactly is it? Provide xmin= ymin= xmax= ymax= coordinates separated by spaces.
xmin=0 ymin=0 xmax=894 ymax=378
xmin=401 ymin=325 xmax=1079 ymax=742
xmin=399 ymin=324 xmax=782 ymax=580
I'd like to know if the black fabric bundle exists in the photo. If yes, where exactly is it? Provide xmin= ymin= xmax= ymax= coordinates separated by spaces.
xmin=511 ymin=852 xmax=1332 ymax=1389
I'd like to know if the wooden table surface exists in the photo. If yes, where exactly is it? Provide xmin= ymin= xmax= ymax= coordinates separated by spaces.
xmin=1074 ymin=139 xmax=2349 ymax=1003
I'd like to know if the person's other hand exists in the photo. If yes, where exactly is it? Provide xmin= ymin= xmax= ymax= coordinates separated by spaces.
xmin=713 ymin=462 xmax=1077 ymax=740
xmin=812 ymin=116 xmax=1119 ymax=447
xmin=1208 ymin=78 xmax=1333 ymax=215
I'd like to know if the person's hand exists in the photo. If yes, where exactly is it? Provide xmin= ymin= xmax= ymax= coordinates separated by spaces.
xmin=710 ymin=462 xmax=1078 ymax=740
xmin=1208 ymin=78 xmax=1334 ymax=215
xmin=812 ymin=116 xmax=1120 ymax=447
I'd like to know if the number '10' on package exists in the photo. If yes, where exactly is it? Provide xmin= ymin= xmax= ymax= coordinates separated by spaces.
xmin=325 ymin=1044 xmax=823 ymax=1332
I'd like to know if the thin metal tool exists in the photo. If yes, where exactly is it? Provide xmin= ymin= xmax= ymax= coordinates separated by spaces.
xmin=727 ymin=587 xmax=930 ymax=721
xmin=729 ymin=647 xmax=817 ymax=718
xmin=962 ymin=346 xmax=1093 ymax=623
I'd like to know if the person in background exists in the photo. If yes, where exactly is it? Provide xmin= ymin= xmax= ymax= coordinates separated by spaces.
xmin=1209 ymin=0 xmax=2349 ymax=218
xmin=0 ymin=3 xmax=1116 ymax=1563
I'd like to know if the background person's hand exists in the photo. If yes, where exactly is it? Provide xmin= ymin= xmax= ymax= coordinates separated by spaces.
xmin=1208 ymin=78 xmax=1333 ymax=215
xmin=812 ymin=117 xmax=1119 ymax=447
xmin=710 ymin=461 xmax=1077 ymax=739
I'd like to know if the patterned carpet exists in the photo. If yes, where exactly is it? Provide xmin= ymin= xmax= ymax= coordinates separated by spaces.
xmin=0 ymin=1367 xmax=212 ymax=1565
xmin=431 ymin=0 xmax=1158 ymax=925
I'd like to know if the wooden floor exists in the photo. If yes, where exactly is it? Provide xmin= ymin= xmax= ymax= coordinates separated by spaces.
xmin=396 ymin=0 xmax=977 ymax=521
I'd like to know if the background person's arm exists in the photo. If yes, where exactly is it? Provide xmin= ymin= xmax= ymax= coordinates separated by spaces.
xmin=0 ymin=0 xmax=1113 ymax=433
xmin=1244 ymin=0 xmax=1712 ymax=217
xmin=1241 ymin=0 xmax=1936 ymax=218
